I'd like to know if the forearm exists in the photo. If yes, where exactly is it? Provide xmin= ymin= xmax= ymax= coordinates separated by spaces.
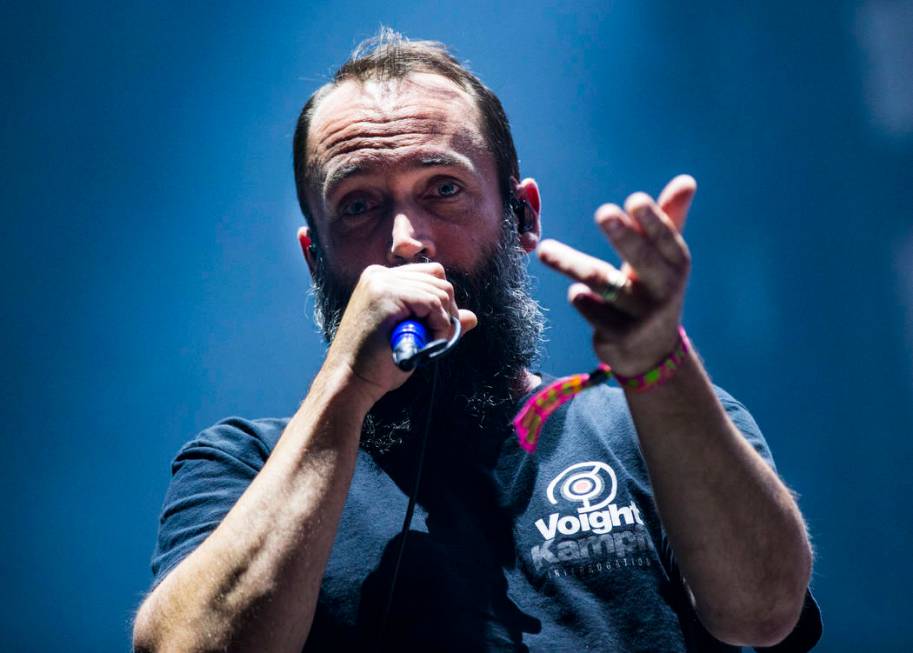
xmin=626 ymin=348 xmax=812 ymax=646
xmin=133 ymin=366 xmax=373 ymax=653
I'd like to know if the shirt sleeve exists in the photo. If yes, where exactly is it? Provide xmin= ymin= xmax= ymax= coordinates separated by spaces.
xmin=712 ymin=385 xmax=777 ymax=471
xmin=149 ymin=417 xmax=273 ymax=589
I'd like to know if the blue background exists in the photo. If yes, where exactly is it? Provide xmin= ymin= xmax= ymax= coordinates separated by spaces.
xmin=4 ymin=2 xmax=912 ymax=650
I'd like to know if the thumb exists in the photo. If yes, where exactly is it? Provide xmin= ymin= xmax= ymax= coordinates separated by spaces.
xmin=658 ymin=174 xmax=697 ymax=232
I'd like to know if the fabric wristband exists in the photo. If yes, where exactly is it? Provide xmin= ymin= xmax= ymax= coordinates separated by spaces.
xmin=613 ymin=325 xmax=691 ymax=393
xmin=513 ymin=326 xmax=691 ymax=453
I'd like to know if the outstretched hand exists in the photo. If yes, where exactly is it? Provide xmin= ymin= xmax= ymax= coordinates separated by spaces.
xmin=537 ymin=175 xmax=697 ymax=377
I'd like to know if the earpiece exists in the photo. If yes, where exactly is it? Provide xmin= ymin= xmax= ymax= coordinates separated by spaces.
xmin=510 ymin=193 xmax=533 ymax=234
xmin=301 ymin=231 xmax=318 ymax=257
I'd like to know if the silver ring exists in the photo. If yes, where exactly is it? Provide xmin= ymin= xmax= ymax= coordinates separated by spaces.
xmin=599 ymin=271 xmax=628 ymax=303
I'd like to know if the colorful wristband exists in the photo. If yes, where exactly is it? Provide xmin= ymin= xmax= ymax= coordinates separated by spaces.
xmin=513 ymin=364 xmax=611 ymax=453
xmin=513 ymin=326 xmax=691 ymax=453
xmin=613 ymin=326 xmax=691 ymax=393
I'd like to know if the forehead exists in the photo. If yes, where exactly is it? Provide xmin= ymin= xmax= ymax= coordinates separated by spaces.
xmin=307 ymin=72 xmax=489 ymax=195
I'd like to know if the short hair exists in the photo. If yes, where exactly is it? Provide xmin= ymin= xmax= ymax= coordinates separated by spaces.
xmin=292 ymin=28 xmax=520 ymax=236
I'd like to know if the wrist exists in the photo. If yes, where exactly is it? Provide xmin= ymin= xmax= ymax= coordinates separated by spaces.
xmin=601 ymin=324 xmax=680 ymax=377
xmin=613 ymin=326 xmax=691 ymax=393
xmin=312 ymin=358 xmax=382 ymax=416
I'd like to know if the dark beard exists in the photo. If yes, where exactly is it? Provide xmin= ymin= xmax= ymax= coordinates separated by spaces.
xmin=310 ymin=214 xmax=545 ymax=456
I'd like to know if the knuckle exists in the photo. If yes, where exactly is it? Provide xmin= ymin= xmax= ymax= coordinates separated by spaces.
xmin=359 ymin=273 xmax=380 ymax=294
xmin=360 ymin=265 xmax=388 ymax=289
xmin=435 ymin=277 xmax=455 ymax=297
xmin=629 ymin=238 xmax=651 ymax=263
xmin=657 ymin=221 xmax=675 ymax=238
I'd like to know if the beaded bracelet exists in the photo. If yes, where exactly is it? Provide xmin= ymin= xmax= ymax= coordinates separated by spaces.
xmin=513 ymin=326 xmax=691 ymax=453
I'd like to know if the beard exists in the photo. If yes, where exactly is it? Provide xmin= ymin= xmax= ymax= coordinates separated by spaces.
xmin=310 ymin=213 xmax=545 ymax=457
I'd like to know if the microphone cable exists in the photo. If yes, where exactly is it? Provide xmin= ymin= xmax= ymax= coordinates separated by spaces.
xmin=376 ymin=357 xmax=439 ymax=646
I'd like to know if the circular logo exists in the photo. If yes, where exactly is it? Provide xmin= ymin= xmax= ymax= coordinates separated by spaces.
xmin=546 ymin=461 xmax=617 ymax=514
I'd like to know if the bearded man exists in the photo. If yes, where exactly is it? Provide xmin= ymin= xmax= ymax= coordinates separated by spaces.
xmin=133 ymin=31 xmax=821 ymax=652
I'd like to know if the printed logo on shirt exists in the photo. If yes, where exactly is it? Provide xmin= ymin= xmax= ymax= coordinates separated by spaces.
xmin=529 ymin=461 xmax=654 ymax=579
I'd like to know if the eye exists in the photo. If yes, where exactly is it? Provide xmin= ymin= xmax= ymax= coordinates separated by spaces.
xmin=339 ymin=196 xmax=376 ymax=218
xmin=433 ymin=180 xmax=463 ymax=198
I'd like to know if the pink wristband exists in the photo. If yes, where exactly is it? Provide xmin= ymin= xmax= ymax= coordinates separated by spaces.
xmin=513 ymin=326 xmax=692 ymax=453
xmin=613 ymin=326 xmax=691 ymax=393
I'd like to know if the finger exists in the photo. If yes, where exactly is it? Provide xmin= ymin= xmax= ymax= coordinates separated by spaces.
xmin=458 ymin=308 xmax=478 ymax=334
xmin=400 ymin=288 xmax=453 ymax=339
xmin=590 ymin=204 xmax=642 ymax=282
xmin=397 ymin=272 xmax=456 ymax=308
xmin=657 ymin=174 xmax=697 ymax=232
xmin=538 ymin=239 xmax=648 ymax=316
xmin=568 ymin=283 xmax=636 ymax=329
xmin=618 ymin=194 xmax=690 ymax=267
xmin=591 ymin=206 xmax=675 ymax=298
xmin=400 ymin=261 xmax=447 ymax=279
xmin=537 ymin=238 xmax=618 ymax=285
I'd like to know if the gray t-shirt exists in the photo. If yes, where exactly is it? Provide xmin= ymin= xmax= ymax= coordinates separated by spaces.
xmin=150 ymin=382 xmax=821 ymax=651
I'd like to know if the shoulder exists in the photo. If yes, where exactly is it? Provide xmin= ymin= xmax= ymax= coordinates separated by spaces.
xmin=151 ymin=416 xmax=290 ymax=582
xmin=172 ymin=416 xmax=291 ymax=474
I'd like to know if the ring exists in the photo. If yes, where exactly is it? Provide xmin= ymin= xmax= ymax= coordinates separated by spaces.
xmin=598 ymin=271 xmax=628 ymax=303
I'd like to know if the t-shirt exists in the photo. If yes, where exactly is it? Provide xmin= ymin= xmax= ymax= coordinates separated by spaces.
xmin=150 ymin=382 xmax=821 ymax=652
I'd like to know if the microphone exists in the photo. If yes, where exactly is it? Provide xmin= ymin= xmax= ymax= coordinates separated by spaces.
xmin=390 ymin=320 xmax=428 ymax=371
xmin=389 ymin=316 xmax=463 ymax=372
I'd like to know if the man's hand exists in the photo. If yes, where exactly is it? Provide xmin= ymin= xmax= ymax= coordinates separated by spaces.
xmin=537 ymin=174 xmax=697 ymax=376
xmin=325 ymin=262 xmax=478 ymax=404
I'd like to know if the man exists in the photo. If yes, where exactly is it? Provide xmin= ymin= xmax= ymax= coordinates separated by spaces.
xmin=133 ymin=31 xmax=821 ymax=652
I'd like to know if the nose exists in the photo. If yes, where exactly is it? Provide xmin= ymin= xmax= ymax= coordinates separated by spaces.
xmin=386 ymin=210 xmax=436 ymax=264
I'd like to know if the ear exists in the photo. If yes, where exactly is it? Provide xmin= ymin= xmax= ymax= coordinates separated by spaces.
xmin=297 ymin=226 xmax=317 ymax=276
xmin=513 ymin=177 xmax=542 ymax=253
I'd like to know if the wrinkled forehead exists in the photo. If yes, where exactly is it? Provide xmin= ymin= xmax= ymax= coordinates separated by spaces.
xmin=306 ymin=72 xmax=487 ymax=186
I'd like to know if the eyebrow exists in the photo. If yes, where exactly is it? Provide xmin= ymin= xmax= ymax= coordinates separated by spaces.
xmin=322 ymin=152 xmax=474 ymax=200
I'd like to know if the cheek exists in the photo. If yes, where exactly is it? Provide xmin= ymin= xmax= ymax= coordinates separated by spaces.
xmin=326 ymin=220 xmax=389 ymax=257
xmin=441 ymin=221 xmax=502 ymax=271
xmin=321 ymin=237 xmax=384 ymax=285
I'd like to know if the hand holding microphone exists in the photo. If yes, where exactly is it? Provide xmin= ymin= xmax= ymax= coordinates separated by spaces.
xmin=322 ymin=262 xmax=476 ymax=405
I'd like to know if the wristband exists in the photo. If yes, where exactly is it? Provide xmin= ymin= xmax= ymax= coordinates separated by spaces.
xmin=513 ymin=326 xmax=691 ymax=453
xmin=613 ymin=326 xmax=691 ymax=393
